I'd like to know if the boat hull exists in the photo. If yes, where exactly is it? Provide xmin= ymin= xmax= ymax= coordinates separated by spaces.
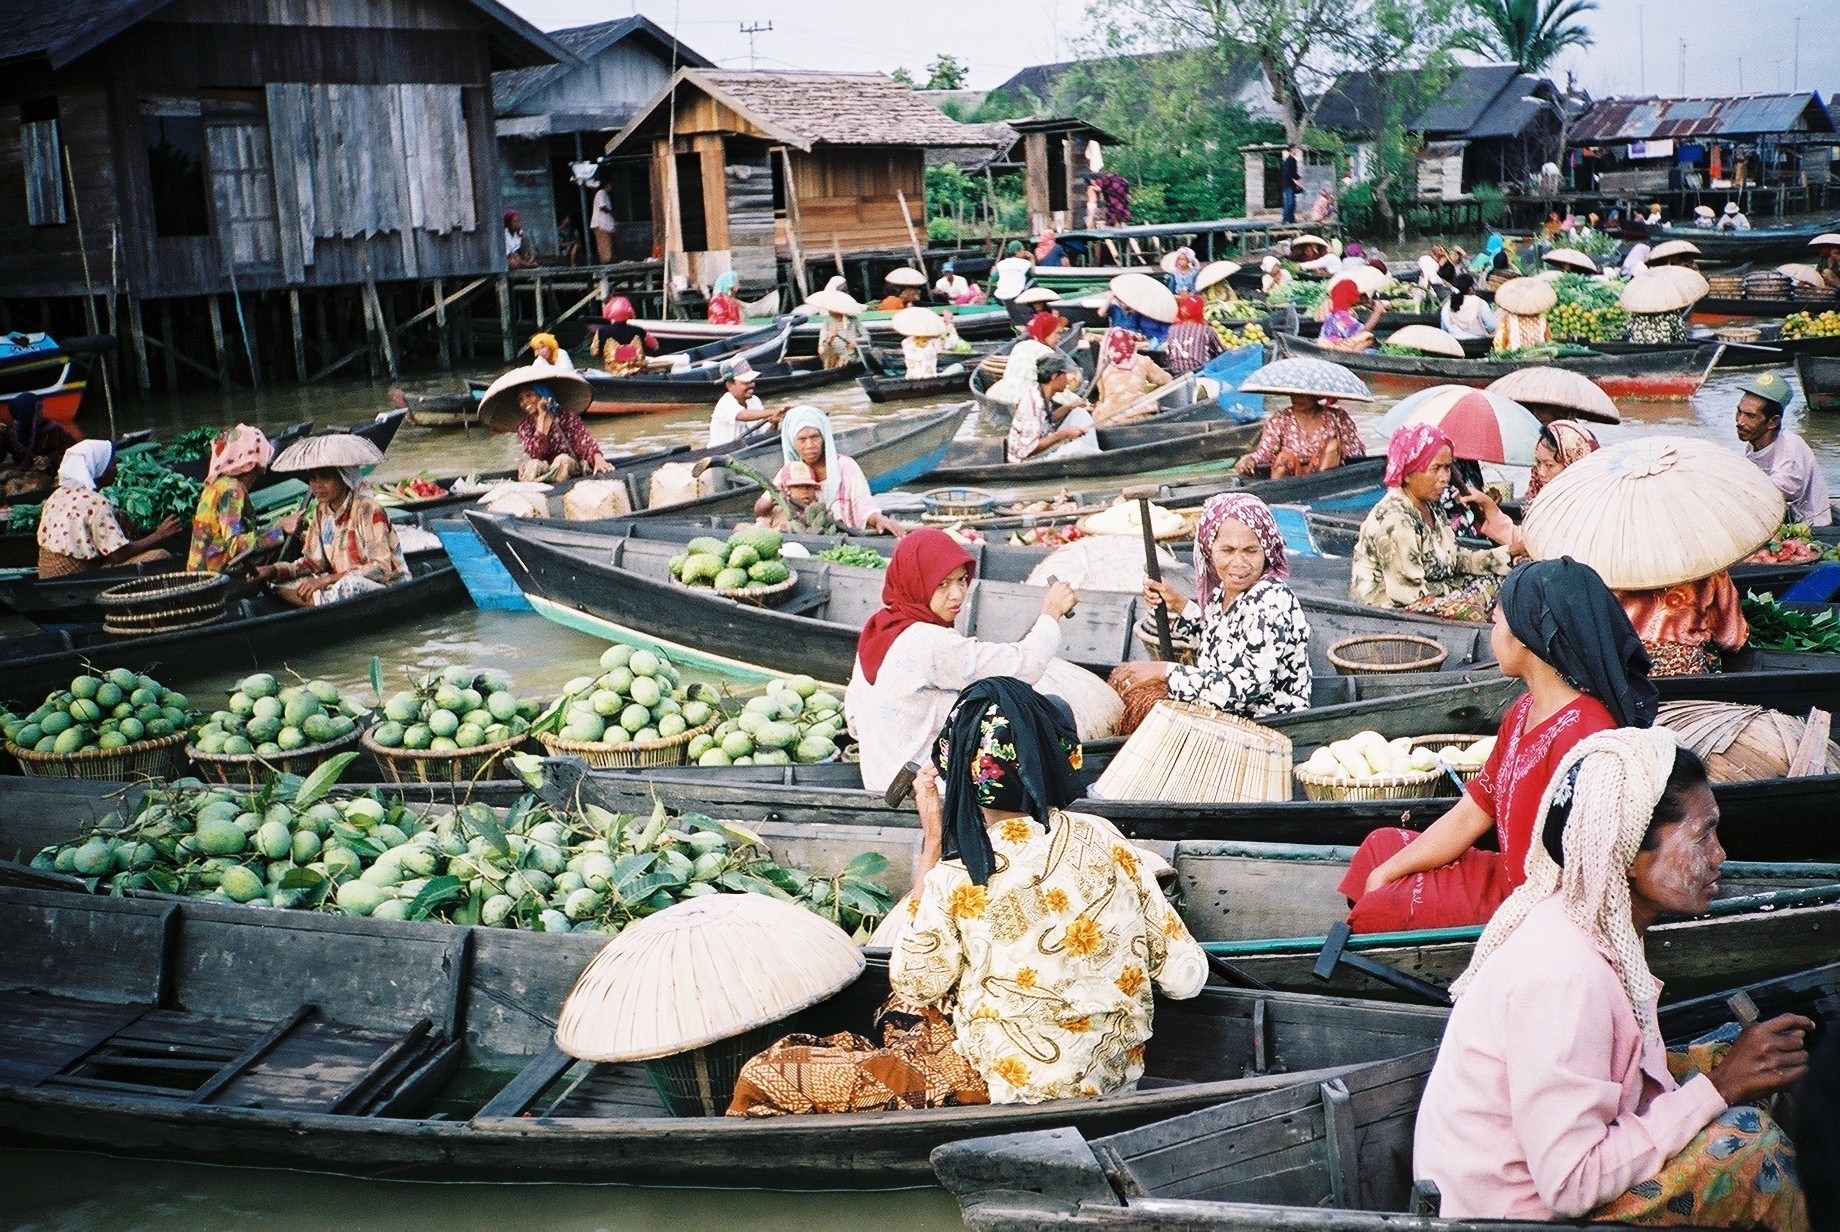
xmin=1276 ymin=333 xmax=1717 ymax=399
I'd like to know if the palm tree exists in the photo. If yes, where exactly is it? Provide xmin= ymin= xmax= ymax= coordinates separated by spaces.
xmin=1463 ymin=0 xmax=1596 ymax=72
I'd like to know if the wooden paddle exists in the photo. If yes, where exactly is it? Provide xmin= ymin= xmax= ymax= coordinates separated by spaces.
xmin=1123 ymin=483 xmax=1174 ymax=661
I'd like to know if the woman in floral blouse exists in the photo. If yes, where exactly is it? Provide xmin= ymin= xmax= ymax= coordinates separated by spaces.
xmin=1233 ymin=392 xmax=1366 ymax=480
xmin=1110 ymin=493 xmax=1312 ymax=731
xmin=890 ymin=679 xmax=1207 ymax=1104
xmin=1350 ymin=424 xmax=1518 ymax=622
xmin=254 ymin=462 xmax=407 ymax=608
xmin=187 ymin=424 xmax=289 ymax=573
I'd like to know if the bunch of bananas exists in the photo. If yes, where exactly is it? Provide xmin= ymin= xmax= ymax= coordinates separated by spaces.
xmin=1784 ymin=311 xmax=1840 ymax=339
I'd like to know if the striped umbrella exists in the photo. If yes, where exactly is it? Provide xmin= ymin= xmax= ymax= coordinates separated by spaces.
xmin=1377 ymin=384 xmax=1542 ymax=466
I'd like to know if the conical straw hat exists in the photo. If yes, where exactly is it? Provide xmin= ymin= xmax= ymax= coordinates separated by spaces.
xmin=1327 ymin=264 xmax=1388 ymax=296
xmin=1108 ymin=272 xmax=1178 ymax=323
xmin=1486 ymin=366 xmax=1621 ymax=423
xmin=1239 ymin=356 xmax=1373 ymax=402
xmin=1521 ymin=436 xmax=1786 ymax=589
xmin=891 ymin=306 xmax=947 ymax=337
xmin=884 ymin=266 xmax=926 ymax=287
xmin=475 ymin=365 xmax=594 ymax=435
xmin=1809 ymin=234 xmax=1840 ymax=248
xmin=1542 ymin=248 xmax=1598 ymax=274
xmin=1289 ymin=234 xmax=1330 ymax=256
xmin=1493 ymin=276 xmax=1557 ymax=316
xmin=805 ymin=289 xmax=865 ymax=316
xmin=1619 ymin=271 xmax=1697 ymax=313
xmin=1012 ymin=286 xmax=1060 ymax=306
xmin=1385 ymin=324 xmax=1466 ymax=358
xmin=1651 ymin=264 xmax=1709 ymax=301
xmin=555 ymin=893 xmax=865 ymax=1062
xmin=1778 ymin=263 xmax=1825 ymax=287
xmin=271 ymin=431 xmax=385 ymax=473
xmin=1194 ymin=260 xmax=1240 ymax=292
xmin=1646 ymin=239 xmax=1701 ymax=263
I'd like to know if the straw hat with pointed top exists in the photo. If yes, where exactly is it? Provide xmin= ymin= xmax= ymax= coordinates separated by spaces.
xmin=1620 ymin=271 xmax=1697 ymax=314
xmin=1012 ymin=286 xmax=1060 ymax=306
xmin=884 ymin=266 xmax=926 ymax=288
xmin=1327 ymin=264 xmax=1389 ymax=296
xmin=1108 ymin=272 xmax=1178 ymax=324
xmin=1385 ymin=324 xmax=1466 ymax=358
xmin=1810 ymin=233 xmax=1840 ymax=249
xmin=271 ymin=431 xmax=385 ymax=473
xmin=1493 ymin=276 xmax=1558 ymax=316
xmin=1521 ymin=436 xmax=1785 ymax=590
xmin=805 ymin=289 xmax=865 ymax=316
xmin=475 ymin=365 xmax=594 ymax=435
xmin=1289 ymin=234 xmax=1330 ymax=256
xmin=1646 ymin=238 xmax=1701 ymax=265
xmin=1486 ymin=366 xmax=1621 ymax=424
xmin=1194 ymin=260 xmax=1241 ymax=292
xmin=891 ymin=305 xmax=947 ymax=337
xmin=1778 ymin=263 xmax=1826 ymax=287
xmin=1651 ymin=264 xmax=1709 ymax=301
xmin=555 ymin=893 xmax=865 ymax=1063
xmin=1240 ymin=356 xmax=1373 ymax=402
xmin=1541 ymin=248 xmax=1599 ymax=274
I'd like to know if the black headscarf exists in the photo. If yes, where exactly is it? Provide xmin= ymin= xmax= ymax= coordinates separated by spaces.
xmin=932 ymin=678 xmax=1084 ymax=886
xmin=1498 ymin=557 xmax=1658 ymax=729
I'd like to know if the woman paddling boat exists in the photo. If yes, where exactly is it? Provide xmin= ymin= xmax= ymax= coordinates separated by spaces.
xmin=477 ymin=367 xmax=610 ymax=483
xmin=186 ymin=425 xmax=289 ymax=574
xmin=253 ymin=433 xmax=407 ymax=608
xmin=1090 ymin=327 xmax=1171 ymax=427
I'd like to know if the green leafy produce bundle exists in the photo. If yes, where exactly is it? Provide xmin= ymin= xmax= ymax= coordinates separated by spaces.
xmin=1741 ymin=592 xmax=1840 ymax=654
xmin=103 ymin=453 xmax=203 ymax=534
xmin=816 ymin=543 xmax=888 ymax=568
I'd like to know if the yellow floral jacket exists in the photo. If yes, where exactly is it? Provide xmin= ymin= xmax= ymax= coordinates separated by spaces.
xmin=889 ymin=809 xmax=1207 ymax=1104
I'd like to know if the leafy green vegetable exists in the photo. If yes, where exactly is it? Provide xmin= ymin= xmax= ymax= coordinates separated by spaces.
xmin=816 ymin=544 xmax=889 ymax=568
xmin=102 ymin=454 xmax=203 ymax=534
xmin=1741 ymin=591 xmax=1840 ymax=653
xmin=148 ymin=427 xmax=220 ymax=469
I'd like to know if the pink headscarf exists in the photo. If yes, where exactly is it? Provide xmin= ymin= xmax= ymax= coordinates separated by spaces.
xmin=1033 ymin=230 xmax=1060 ymax=261
xmin=1103 ymin=327 xmax=1138 ymax=370
xmin=1385 ymin=423 xmax=1451 ymax=488
xmin=205 ymin=424 xmax=274 ymax=482
xmin=1195 ymin=492 xmax=1288 ymax=616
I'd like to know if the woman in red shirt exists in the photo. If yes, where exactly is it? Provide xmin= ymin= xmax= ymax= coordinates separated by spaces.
xmin=1339 ymin=557 xmax=1658 ymax=932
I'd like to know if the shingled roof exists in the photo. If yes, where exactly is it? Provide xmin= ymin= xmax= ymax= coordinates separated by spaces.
xmin=607 ymin=69 xmax=997 ymax=153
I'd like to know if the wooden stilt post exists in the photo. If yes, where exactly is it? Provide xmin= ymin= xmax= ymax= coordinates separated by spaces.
xmin=496 ymin=275 xmax=513 ymax=362
xmin=777 ymin=147 xmax=810 ymax=302
xmin=206 ymin=295 xmax=231 ymax=392
xmin=357 ymin=244 xmax=397 ymax=381
xmin=126 ymin=294 xmax=151 ymax=394
xmin=159 ymin=301 xmax=177 ymax=391
xmin=288 ymin=289 xmax=307 ymax=383
xmin=895 ymin=188 xmax=928 ymax=274
xmin=227 ymin=266 xmax=260 ymax=391
xmin=433 ymin=277 xmax=451 ymax=370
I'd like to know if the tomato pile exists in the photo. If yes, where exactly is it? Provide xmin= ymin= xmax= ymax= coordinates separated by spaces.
xmin=1744 ymin=524 xmax=1831 ymax=565
xmin=378 ymin=473 xmax=447 ymax=502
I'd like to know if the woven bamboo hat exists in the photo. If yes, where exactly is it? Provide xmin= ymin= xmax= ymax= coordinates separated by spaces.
xmin=1646 ymin=239 xmax=1701 ymax=264
xmin=1012 ymin=286 xmax=1060 ymax=306
xmin=1493 ymin=276 xmax=1557 ymax=316
xmin=1109 ymin=272 xmax=1178 ymax=324
xmin=1327 ymin=264 xmax=1388 ymax=296
xmin=1240 ymin=356 xmax=1373 ymax=402
xmin=1486 ymin=366 xmax=1621 ymax=423
xmin=1194 ymin=260 xmax=1241 ymax=292
xmin=1778 ymin=263 xmax=1825 ymax=287
xmin=271 ymin=431 xmax=386 ymax=472
xmin=1385 ymin=324 xmax=1466 ymax=358
xmin=1289 ymin=234 xmax=1331 ymax=257
xmin=891 ymin=306 xmax=947 ymax=337
xmin=1521 ymin=436 xmax=1786 ymax=589
xmin=1810 ymin=234 xmax=1840 ymax=249
xmin=884 ymin=266 xmax=926 ymax=288
xmin=475 ymin=366 xmax=594 ymax=435
xmin=555 ymin=894 xmax=865 ymax=1062
xmin=1541 ymin=248 xmax=1598 ymax=274
xmin=1620 ymin=269 xmax=1704 ymax=313
xmin=805 ymin=289 xmax=865 ymax=316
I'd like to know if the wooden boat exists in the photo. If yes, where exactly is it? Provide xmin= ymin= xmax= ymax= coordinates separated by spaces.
xmin=464 ymin=321 xmax=793 ymax=415
xmin=1656 ymin=217 xmax=1840 ymax=263
xmin=0 ymin=878 xmax=1449 ymax=1186
xmin=857 ymin=340 xmax=1007 ymax=403
xmin=0 ymin=331 xmax=113 ymax=424
xmin=925 ymin=418 xmax=1261 ymax=488
xmin=118 ymin=418 xmax=315 ymax=484
xmin=1274 ymin=332 xmax=1720 ymax=399
xmin=1797 ymin=352 xmax=1840 ymax=412
xmin=1697 ymin=293 xmax=1840 ymax=321
xmin=0 ymin=549 xmax=462 ymax=706
xmin=932 ymin=963 xmax=1840 ymax=1231
xmin=633 ymin=301 xmax=1019 ymax=352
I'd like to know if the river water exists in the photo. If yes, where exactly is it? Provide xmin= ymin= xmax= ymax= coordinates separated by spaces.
xmin=0 ymin=349 xmax=1827 ymax=1227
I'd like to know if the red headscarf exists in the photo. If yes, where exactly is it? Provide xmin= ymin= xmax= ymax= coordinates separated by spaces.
xmin=1328 ymin=278 xmax=1362 ymax=313
xmin=1175 ymin=293 xmax=1205 ymax=324
xmin=1033 ymin=230 xmax=1059 ymax=261
xmin=1025 ymin=310 xmax=1066 ymax=343
xmin=1385 ymin=423 xmax=1452 ymax=488
xmin=1103 ymin=326 xmax=1138 ymax=370
xmin=855 ymin=528 xmax=976 ymax=684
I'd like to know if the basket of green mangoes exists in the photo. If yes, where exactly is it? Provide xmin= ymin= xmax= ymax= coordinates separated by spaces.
xmin=187 ymin=672 xmax=370 ymax=785
xmin=3 ymin=668 xmax=195 ymax=780
xmin=668 ymin=528 xmax=797 ymax=605
xmin=533 ymin=643 xmax=720 ymax=768
xmin=361 ymin=666 xmax=545 ymax=784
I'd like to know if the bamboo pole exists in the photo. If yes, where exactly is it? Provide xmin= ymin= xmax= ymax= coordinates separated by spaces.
xmin=227 ymin=265 xmax=260 ymax=391
xmin=61 ymin=145 xmax=114 ymax=434
xmin=206 ymin=295 xmax=231 ymax=392
xmin=895 ymin=188 xmax=927 ymax=273
xmin=777 ymin=146 xmax=810 ymax=302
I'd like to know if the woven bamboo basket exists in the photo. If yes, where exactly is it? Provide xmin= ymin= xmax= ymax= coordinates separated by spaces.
xmin=1707 ymin=272 xmax=1745 ymax=297
xmin=186 ymin=726 xmax=365 ymax=786
xmin=1132 ymin=611 xmax=1199 ymax=665
xmin=672 ymin=575 xmax=797 ymax=608
xmin=1714 ymin=325 xmax=1763 ymax=344
xmin=1089 ymin=700 xmax=1291 ymax=803
xmin=1743 ymin=271 xmax=1791 ymax=300
xmin=535 ymin=719 xmax=718 ymax=769
xmin=1327 ymin=634 xmax=1449 ymax=676
xmin=1295 ymin=760 xmax=1444 ymax=802
xmin=360 ymin=729 xmax=528 ymax=784
xmin=1793 ymin=283 xmax=1836 ymax=302
xmin=1657 ymin=700 xmax=1840 ymax=783
xmin=8 ymin=732 xmax=188 ymax=781
xmin=922 ymin=487 xmax=995 ymax=518
xmin=96 ymin=571 xmax=229 ymax=637
xmin=1409 ymin=733 xmax=1491 ymax=791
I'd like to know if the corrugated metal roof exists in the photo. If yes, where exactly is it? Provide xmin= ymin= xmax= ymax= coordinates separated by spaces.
xmin=1572 ymin=93 xmax=1833 ymax=142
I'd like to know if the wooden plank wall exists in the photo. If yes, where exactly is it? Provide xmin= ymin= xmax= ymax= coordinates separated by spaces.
xmin=782 ymin=147 xmax=923 ymax=255
xmin=724 ymin=141 xmax=777 ymax=292
xmin=0 ymin=70 xmax=123 ymax=299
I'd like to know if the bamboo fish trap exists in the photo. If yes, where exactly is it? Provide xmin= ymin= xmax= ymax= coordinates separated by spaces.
xmin=1089 ymin=700 xmax=1291 ymax=803
xmin=1657 ymin=700 xmax=1840 ymax=782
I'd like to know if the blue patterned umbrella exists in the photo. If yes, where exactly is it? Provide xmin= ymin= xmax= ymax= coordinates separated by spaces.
xmin=1238 ymin=356 xmax=1373 ymax=403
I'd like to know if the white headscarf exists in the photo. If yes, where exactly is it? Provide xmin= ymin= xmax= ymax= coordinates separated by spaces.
xmin=1450 ymin=726 xmax=1680 ymax=1053
xmin=985 ymin=339 xmax=1054 ymax=405
xmin=58 ymin=439 xmax=114 ymax=491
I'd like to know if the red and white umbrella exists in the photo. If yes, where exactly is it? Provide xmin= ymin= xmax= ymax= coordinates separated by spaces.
xmin=1377 ymin=384 xmax=1542 ymax=466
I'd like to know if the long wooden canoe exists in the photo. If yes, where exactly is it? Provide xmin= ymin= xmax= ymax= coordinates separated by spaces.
xmin=1797 ymin=352 xmax=1840 ymax=412
xmin=1656 ymin=218 xmax=1840 ymax=262
xmin=925 ymin=419 xmax=1261 ymax=488
xmin=857 ymin=340 xmax=1009 ymax=403
xmin=463 ymin=321 xmax=792 ymax=415
xmin=1275 ymin=332 xmax=1719 ymax=399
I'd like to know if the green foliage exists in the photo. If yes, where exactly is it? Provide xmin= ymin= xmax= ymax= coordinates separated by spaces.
xmin=1471 ymin=182 xmax=1510 ymax=226
xmin=103 ymin=454 xmax=203 ymax=535
xmin=890 ymin=66 xmax=915 ymax=86
xmin=925 ymin=165 xmax=1025 ymax=241
xmin=1459 ymin=0 xmax=1596 ymax=70
xmin=1337 ymin=181 xmax=1376 ymax=232
xmin=922 ymin=54 xmax=969 ymax=91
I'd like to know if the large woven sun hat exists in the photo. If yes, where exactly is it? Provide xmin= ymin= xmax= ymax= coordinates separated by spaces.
xmin=891 ymin=306 xmax=948 ymax=338
xmin=475 ymin=365 xmax=594 ymax=435
xmin=1646 ymin=239 xmax=1701 ymax=264
xmin=1194 ymin=260 xmax=1240 ymax=292
xmin=1378 ymin=385 xmax=1540 ymax=465
xmin=1521 ymin=436 xmax=1786 ymax=589
xmin=555 ymin=893 xmax=864 ymax=1064
xmin=1542 ymin=248 xmax=1598 ymax=274
xmin=1809 ymin=233 xmax=1840 ymax=249
xmin=1650 ymin=264 xmax=1709 ymax=301
xmin=1486 ymin=367 xmax=1621 ymax=424
xmin=884 ymin=266 xmax=926 ymax=288
xmin=270 ymin=431 xmax=385 ymax=472
xmin=1108 ymin=272 xmax=1178 ymax=324
xmin=1289 ymin=234 xmax=1331 ymax=256
xmin=805 ymin=289 xmax=865 ymax=316
xmin=1620 ymin=270 xmax=1701 ymax=313
xmin=1327 ymin=264 xmax=1389 ymax=297
xmin=1012 ymin=286 xmax=1060 ymax=306
xmin=1493 ymin=276 xmax=1558 ymax=316
xmin=1384 ymin=324 xmax=1466 ymax=358
xmin=1239 ymin=356 xmax=1373 ymax=402
xmin=1778 ymin=263 xmax=1825 ymax=287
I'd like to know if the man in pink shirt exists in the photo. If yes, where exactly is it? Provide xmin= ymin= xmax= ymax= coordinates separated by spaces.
xmin=1415 ymin=728 xmax=1812 ymax=1227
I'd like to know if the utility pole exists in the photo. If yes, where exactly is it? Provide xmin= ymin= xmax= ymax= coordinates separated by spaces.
xmin=1737 ymin=57 xmax=1743 ymax=91
xmin=1793 ymin=19 xmax=1801 ymax=90
xmin=1678 ymin=39 xmax=1686 ymax=96
xmin=1637 ymin=5 xmax=1646 ymax=93
xmin=739 ymin=21 xmax=772 ymax=69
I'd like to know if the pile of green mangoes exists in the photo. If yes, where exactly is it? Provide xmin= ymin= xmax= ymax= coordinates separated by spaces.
xmin=368 ymin=666 xmax=542 ymax=753
xmin=541 ymin=643 xmax=715 ymax=747
xmin=30 ymin=765 xmax=894 ymax=940
xmin=3 ymin=669 xmax=195 ymax=755
xmin=690 ymin=674 xmax=847 ymax=766
xmin=190 ymin=673 xmax=368 ymax=757
xmin=670 ymin=527 xmax=792 ymax=592
xmin=1548 ymin=273 xmax=1630 ymax=343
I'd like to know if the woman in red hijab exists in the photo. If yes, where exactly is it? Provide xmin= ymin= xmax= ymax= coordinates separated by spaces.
xmin=844 ymin=528 xmax=1078 ymax=793
xmin=1162 ymin=293 xmax=1225 ymax=375
xmin=1025 ymin=309 xmax=1068 ymax=346
xmin=1317 ymin=277 xmax=1383 ymax=352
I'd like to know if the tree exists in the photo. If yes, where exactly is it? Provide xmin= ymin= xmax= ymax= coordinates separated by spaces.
xmin=1461 ymin=0 xmax=1595 ymax=71
xmin=890 ymin=66 xmax=915 ymax=86
xmin=924 ymin=54 xmax=969 ymax=91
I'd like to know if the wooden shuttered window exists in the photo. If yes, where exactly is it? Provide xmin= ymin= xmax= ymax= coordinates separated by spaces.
xmin=20 ymin=99 xmax=68 ymax=227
